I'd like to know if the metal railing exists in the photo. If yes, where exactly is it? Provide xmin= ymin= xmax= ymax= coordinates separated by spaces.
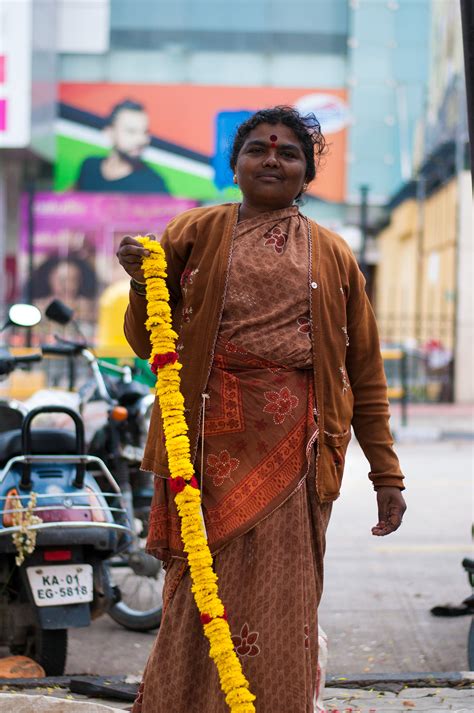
xmin=382 ymin=347 xmax=408 ymax=425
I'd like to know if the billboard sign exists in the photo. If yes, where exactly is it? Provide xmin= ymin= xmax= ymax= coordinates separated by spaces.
xmin=56 ymin=83 xmax=349 ymax=203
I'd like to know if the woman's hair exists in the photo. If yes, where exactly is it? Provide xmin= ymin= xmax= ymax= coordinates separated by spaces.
xmin=30 ymin=254 xmax=98 ymax=299
xmin=229 ymin=105 xmax=327 ymax=185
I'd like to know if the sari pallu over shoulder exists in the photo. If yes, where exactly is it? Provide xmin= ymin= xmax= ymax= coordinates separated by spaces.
xmin=146 ymin=339 xmax=319 ymax=562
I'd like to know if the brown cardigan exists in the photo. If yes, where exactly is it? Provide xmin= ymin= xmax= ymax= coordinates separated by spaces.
xmin=124 ymin=203 xmax=404 ymax=502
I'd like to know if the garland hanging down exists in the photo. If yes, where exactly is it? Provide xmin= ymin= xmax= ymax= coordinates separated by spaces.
xmin=136 ymin=236 xmax=256 ymax=713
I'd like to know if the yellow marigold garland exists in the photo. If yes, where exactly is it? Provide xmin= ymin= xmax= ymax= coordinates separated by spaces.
xmin=11 ymin=492 xmax=42 ymax=566
xmin=136 ymin=236 xmax=256 ymax=713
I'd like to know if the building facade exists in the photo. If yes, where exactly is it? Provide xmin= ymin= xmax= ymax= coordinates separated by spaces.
xmin=58 ymin=0 xmax=431 ymax=218
xmin=375 ymin=0 xmax=472 ymax=403
xmin=1 ymin=0 xmax=434 ymax=332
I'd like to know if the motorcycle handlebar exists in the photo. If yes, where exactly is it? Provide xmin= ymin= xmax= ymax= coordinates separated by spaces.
xmin=13 ymin=353 xmax=42 ymax=364
xmin=0 ymin=352 xmax=42 ymax=376
xmin=54 ymin=334 xmax=89 ymax=349
xmin=43 ymin=336 xmax=136 ymax=400
xmin=41 ymin=343 xmax=83 ymax=357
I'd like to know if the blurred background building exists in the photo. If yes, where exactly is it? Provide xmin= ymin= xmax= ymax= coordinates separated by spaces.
xmin=375 ymin=0 xmax=472 ymax=403
xmin=0 ymin=0 xmax=471 ymax=401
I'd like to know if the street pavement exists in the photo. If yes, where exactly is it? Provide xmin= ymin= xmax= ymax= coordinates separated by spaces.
xmin=319 ymin=436 xmax=473 ymax=674
xmin=64 ymin=433 xmax=473 ymax=678
xmin=2 ymin=407 xmax=472 ymax=711
xmin=1 ymin=681 xmax=473 ymax=711
xmin=321 ymin=684 xmax=474 ymax=711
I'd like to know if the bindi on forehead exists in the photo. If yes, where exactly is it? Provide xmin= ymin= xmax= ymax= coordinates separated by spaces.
xmin=269 ymin=134 xmax=278 ymax=146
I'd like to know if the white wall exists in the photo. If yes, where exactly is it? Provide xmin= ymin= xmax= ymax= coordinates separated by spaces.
xmin=57 ymin=0 xmax=110 ymax=54
xmin=60 ymin=49 xmax=346 ymax=87
xmin=454 ymin=170 xmax=474 ymax=403
xmin=0 ymin=0 xmax=32 ymax=148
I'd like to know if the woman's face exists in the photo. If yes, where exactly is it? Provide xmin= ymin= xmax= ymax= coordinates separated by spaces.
xmin=235 ymin=122 xmax=307 ymax=211
xmin=49 ymin=261 xmax=82 ymax=299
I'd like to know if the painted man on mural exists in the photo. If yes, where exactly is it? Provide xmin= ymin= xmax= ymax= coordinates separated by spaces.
xmin=77 ymin=100 xmax=169 ymax=194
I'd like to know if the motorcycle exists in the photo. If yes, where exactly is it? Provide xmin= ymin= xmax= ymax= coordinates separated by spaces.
xmin=42 ymin=299 xmax=164 ymax=632
xmin=462 ymin=558 xmax=474 ymax=669
xmin=0 ymin=304 xmax=33 ymax=434
xmin=0 ymin=304 xmax=133 ymax=674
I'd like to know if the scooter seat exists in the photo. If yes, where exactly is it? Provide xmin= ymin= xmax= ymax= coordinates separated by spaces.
xmin=0 ymin=429 xmax=80 ymax=467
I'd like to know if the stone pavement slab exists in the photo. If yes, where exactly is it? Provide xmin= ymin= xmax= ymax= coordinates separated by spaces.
xmin=322 ymin=683 xmax=474 ymax=713
xmin=2 ymin=679 xmax=473 ymax=713
xmin=0 ymin=692 xmax=125 ymax=712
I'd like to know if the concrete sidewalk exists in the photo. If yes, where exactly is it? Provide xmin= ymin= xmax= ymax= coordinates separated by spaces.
xmin=389 ymin=402 xmax=474 ymax=441
xmin=1 ymin=673 xmax=473 ymax=712
xmin=323 ymin=673 xmax=474 ymax=712
xmin=322 ymin=686 xmax=474 ymax=712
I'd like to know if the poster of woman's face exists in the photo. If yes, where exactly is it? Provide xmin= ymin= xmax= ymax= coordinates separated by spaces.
xmin=28 ymin=250 xmax=99 ymax=326
xmin=19 ymin=192 xmax=198 ymax=339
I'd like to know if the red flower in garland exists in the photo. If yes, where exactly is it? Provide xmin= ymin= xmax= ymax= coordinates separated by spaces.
xmin=150 ymin=351 xmax=178 ymax=374
xmin=169 ymin=476 xmax=186 ymax=493
xmin=169 ymin=475 xmax=200 ymax=494
xmin=200 ymin=609 xmax=228 ymax=625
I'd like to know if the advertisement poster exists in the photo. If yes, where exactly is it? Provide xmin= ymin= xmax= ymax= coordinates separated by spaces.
xmin=56 ymin=83 xmax=349 ymax=203
xmin=19 ymin=192 xmax=197 ymax=337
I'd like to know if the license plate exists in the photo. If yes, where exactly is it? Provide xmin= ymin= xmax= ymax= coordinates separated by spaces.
xmin=26 ymin=564 xmax=93 ymax=607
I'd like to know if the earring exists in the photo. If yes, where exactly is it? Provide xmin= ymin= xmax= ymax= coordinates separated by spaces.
xmin=233 ymin=174 xmax=238 ymax=184
xmin=303 ymin=183 xmax=308 ymax=191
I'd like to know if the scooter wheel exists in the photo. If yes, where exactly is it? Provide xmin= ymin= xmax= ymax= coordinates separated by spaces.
xmin=468 ymin=617 xmax=474 ymax=670
xmin=107 ymin=551 xmax=165 ymax=632
xmin=108 ymin=602 xmax=162 ymax=632
xmin=15 ymin=627 xmax=68 ymax=676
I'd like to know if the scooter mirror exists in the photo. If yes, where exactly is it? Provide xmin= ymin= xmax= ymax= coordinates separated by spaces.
xmin=45 ymin=299 xmax=74 ymax=325
xmin=8 ymin=303 xmax=41 ymax=328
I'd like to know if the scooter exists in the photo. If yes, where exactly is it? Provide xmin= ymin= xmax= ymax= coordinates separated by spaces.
xmin=0 ymin=304 xmax=133 ymax=674
xmin=42 ymin=299 xmax=164 ymax=632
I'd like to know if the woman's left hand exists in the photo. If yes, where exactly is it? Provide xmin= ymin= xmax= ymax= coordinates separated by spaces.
xmin=371 ymin=487 xmax=407 ymax=536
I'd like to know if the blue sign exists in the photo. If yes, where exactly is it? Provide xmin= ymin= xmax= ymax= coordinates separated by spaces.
xmin=213 ymin=110 xmax=253 ymax=190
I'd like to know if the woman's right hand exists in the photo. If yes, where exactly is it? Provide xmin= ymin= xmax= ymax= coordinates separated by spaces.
xmin=116 ymin=235 xmax=152 ymax=282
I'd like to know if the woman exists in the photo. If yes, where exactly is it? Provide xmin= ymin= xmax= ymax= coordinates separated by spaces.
xmin=117 ymin=106 xmax=406 ymax=713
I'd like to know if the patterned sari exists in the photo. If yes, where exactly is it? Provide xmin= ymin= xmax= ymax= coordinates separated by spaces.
xmin=133 ymin=207 xmax=333 ymax=713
